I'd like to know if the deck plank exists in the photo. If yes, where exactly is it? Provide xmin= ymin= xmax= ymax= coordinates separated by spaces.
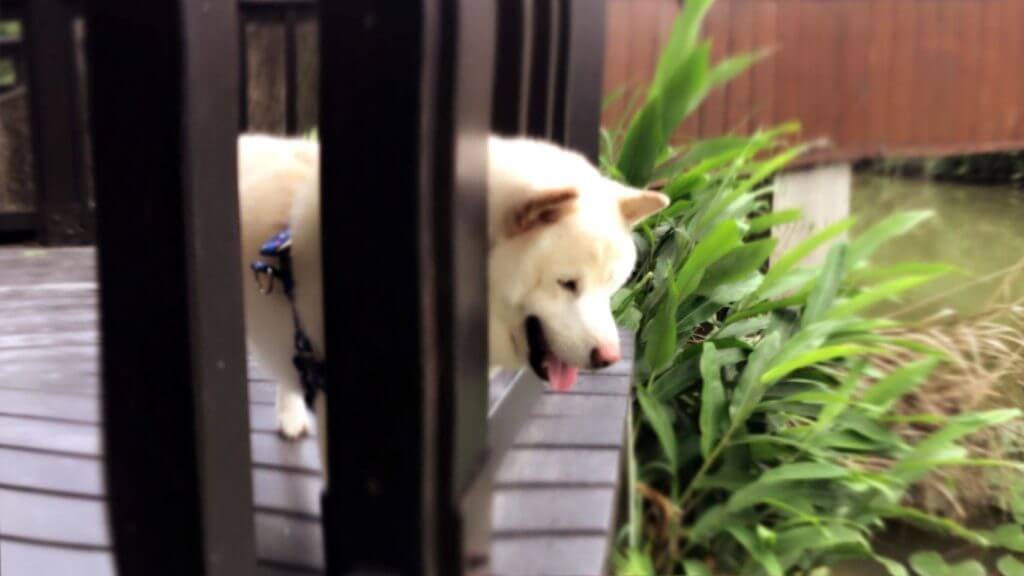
xmin=0 ymin=247 xmax=633 ymax=575
xmin=0 ymin=488 xmax=111 ymax=547
xmin=0 ymin=540 xmax=116 ymax=576
xmin=492 ymin=536 xmax=610 ymax=576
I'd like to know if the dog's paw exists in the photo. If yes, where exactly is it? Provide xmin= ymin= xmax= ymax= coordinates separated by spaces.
xmin=278 ymin=400 xmax=312 ymax=439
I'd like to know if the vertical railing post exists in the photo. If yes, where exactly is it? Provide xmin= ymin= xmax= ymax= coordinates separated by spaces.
xmin=239 ymin=11 xmax=249 ymax=132
xmin=525 ymin=0 xmax=559 ymax=138
xmin=448 ymin=0 xmax=497 ymax=571
xmin=23 ymin=0 xmax=93 ymax=244
xmin=558 ymin=0 xmax=606 ymax=163
xmin=85 ymin=0 xmax=257 ymax=573
xmin=319 ymin=0 xmax=494 ymax=573
xmin=492 ymin=0 xmax=527 ymax=135
xmin=284 ymin=7 xmax=298 ymax=134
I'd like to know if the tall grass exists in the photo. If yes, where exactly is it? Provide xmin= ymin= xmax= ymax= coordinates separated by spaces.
xmin=603 ymin=1 xmax=1024 ymax=574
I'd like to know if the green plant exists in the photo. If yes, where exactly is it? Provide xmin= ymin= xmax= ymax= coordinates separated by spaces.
xmin=602 ymin=1 xmax=1024 ymax=574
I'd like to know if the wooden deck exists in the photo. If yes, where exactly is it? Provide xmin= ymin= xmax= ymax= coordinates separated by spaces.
xmin=0 ymin=246 xmax=634 ymax=576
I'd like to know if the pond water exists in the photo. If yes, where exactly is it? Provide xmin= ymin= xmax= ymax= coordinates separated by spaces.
xmin=832 ymin=174 xmax=1024 ymax=575
xmin=851 ymin=174 xmax=1024 ymax=317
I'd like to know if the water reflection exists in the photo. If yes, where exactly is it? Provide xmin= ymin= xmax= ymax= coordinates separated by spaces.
xmin=852 ymin=174 xmax=1024 ymax=316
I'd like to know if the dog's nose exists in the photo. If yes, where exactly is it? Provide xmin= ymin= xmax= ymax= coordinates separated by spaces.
xmin=590 ymin=343 xmax=621 ymax=369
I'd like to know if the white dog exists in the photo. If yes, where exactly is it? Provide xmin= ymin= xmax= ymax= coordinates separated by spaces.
xmin=237 ymin=134 xmax=667 ymax=453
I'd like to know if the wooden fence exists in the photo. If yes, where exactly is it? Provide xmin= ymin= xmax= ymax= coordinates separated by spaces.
xmin=603 ymin=0 xmax=1024 ymax=164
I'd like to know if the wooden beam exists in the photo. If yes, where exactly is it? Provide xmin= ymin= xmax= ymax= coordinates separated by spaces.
xmin=85 ymin=0 xmax=257 ymax=573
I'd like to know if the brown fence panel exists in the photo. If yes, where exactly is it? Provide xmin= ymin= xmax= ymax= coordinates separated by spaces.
xmin=603 ymin=0 xmax=1024 ymax=164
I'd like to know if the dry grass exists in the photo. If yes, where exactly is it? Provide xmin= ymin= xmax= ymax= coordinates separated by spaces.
xmin=874 ymin=261 xmax=1024 ymax=521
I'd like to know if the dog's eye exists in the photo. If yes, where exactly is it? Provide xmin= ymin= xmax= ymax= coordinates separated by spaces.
xmin=558 ymin=279 xmax=579 ymax=294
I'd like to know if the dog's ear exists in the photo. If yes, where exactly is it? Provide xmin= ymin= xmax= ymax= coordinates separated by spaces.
xmin=505 ymin=188 xmax=579 ymax=237
xmin=619 ymin=189 xmax=669 ymax=226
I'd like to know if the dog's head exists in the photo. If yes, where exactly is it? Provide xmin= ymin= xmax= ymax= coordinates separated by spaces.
xmin=488 ymin=137 xmax=668 ymax=390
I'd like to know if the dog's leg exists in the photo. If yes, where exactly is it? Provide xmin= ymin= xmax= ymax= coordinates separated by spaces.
xmin=277 ymin=381 xmax=312 ymax=439
xmin=247 ymin=316 xmax=313 ymax=439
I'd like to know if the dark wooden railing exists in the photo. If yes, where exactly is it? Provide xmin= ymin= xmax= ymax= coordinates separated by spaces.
xmin=237 ymin=0 xmax=317 ymax=135
xmin=1 ymin=0 xmax=317 ymax=244
xmin=20 ymin=0 xmax=606 ymax=572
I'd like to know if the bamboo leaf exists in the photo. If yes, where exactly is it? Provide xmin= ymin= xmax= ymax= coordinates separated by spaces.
xmin=879 ymin=505 xmax=990 ymax=547
xmin=803 ymin=243 xmax=847 ymax=325
xmin=650 ymin=0 xmax=714 ymax=94
xmin=760 ymin=344 xmax=872 ymax=385
xmin=708 ymin=50 xmax=771 ymax=89
xmin=699 ymin=238 xmax=776 ymax=294
xmin=730 ymin=331 xmax=783 ymax=421
xmin=617 ymin=97 xmax=666 ymax=187
xmin=848 ymin=210 xmax=933 ymax=267
xmin=826 ymin=274 xmax=944 ymax=319
xmin=675 ymin=219 xmax=743 ymax=301
xmin=727 ymin=525 xmax=783 ymax=576
xmin=643 ymin=274 xmax=681 ymax=374
xmin=637 ymin=388 xmax=679 ymax=472
xmin=699 ymin=343 xmax=727 ymax=458
xmin=749 ymin=208 xmax=803 ymax=235
xmin=847 ymin=262 xmax=959 ymax=286
xmin=892 ymin=409 xmax=1022 ymax=483
xmin=659 ymin=43 xmax=711 ymax=138
xmin=860 ymin=357 xmax=942 ymax=412
xmin=760 ymin=217 xmax=856 ymax=295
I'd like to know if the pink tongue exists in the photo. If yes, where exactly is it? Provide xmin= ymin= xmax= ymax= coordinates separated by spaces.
xmin=546 ymin=356 xmax=579 ymax=392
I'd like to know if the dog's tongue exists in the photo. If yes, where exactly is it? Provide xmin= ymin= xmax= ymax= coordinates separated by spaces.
xmin=546 ymin=356 xmax=579 ymax=392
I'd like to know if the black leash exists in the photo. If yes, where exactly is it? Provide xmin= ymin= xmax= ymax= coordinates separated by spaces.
xmin=250 ymin=229 xmax=325 ymax=408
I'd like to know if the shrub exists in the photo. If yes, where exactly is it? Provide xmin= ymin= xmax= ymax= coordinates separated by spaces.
xmin=602 ymin=1 xmax=1023 ymax=574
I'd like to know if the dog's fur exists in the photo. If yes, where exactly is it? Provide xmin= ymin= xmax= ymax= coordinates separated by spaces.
xmin=238 ymin=134 xmax=667 ymax=467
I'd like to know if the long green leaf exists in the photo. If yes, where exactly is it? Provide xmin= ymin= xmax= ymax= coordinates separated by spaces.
xmin=708 ymin=49 xmax=771 ymax=89
xmin=637 ymin=388 xmax=678 ymax=472
xmin=811 ymin=359 xmax=866 ymax=434
xmin=730 ymin=331 xmax=783 ymax=421
xmin=643 ymin=274 xmax=680 ymax=374
xmin=879 ymin=505 xmax=990 ymax=547
xmin=848 ymin=261 xmax=959 ymax=286
xmin=760 ymin=344 xmax=872 ymax=385
xmin=699 ymin=238 xmax=776 ymax=294
xmin=650 ymin=0 xmax=714 ymax=95
xmin=617 ymin=97 xmax=665 ymax=187
xmin=760 ymin=217 xmax=856 ymax=294
xmin=847 ymin=210 xmax=933 ymax=267
xmin=699 ymin=343 xmax=727 ymax=458
xmin=699 ymin=146 xmax=807 ymax=232
xmin=892 ymin=409 xmax=1022 ymax=483
xmin=860 ymin=357 xmax=942 ymax=412
xmin=726 ymin=287 xmax=812 ymax=325
xmin=760 ymin=461 xmax=850 ymax=483
xmin=802 ymin=243 xmax=847 ymax=325
xmin=748 ymin=208 xmax=803 ymax=235
xmin=659 ymin=43 xmax=711 ymax=139
xmin=727 ymin=525 xmax=783 ymax=576
xmin=825 ymin=274 xmax=942 ymax=319
xmin=675 ymin=219 xmax=743 ymax=301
